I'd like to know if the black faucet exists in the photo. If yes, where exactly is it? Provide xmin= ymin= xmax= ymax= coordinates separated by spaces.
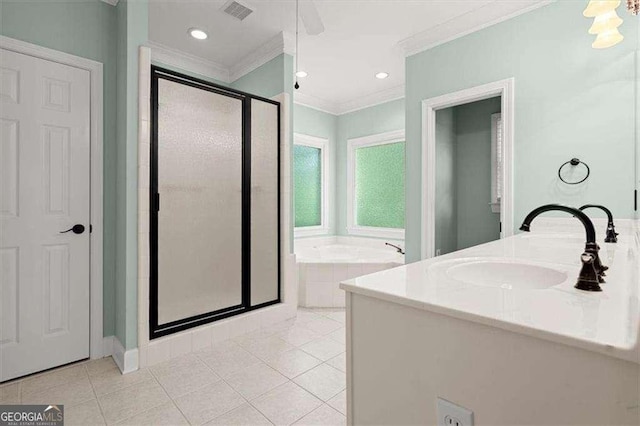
xmin=579 ymin=204 xmax=618 ymax=243
xmin=385 ymin=242 xmax=405 ymax=255
xmin=519 ymin=204 xmax=607 ymax=292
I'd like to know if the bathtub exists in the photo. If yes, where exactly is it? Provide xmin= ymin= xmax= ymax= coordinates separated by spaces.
xmin=295 ymin=237 xmax=404 ymax=308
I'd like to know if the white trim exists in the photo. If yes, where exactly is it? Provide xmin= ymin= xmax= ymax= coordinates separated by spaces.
xmin=0 ymin=36 xmax=105 ymax=360
xmin=421 ymin=78 xmax=514 ymax=259
xmin=112 ymin=336 xmax=139 ymax=374
xmin=102 ymin=336 xmax=114 ymax=358
xmin=294 ymin=85 xmax=405 ymax=116
xmin=138 ymin=46 xmax=152 ymax=352
xmin=100 ymin=0 xmax=119 ymax=6
xmin=399 ymin=0 xmax=554 ymax=57
xmin=294 ymin=92 xmax=341 ymax=116
xmin=147 ymin=40 xmax=230 ymax=83
xmin=230 ymin=31 xmax=295 ymax=83
xmin=346 ymin=130 xmax=406 ymax=240
xmin=339 ymin=85 xmax=405 ymax=115
xmin=294 ymin=133 xmax=330 ymax=237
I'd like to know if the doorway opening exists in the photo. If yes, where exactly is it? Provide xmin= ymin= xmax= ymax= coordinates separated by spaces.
xmin=421 ymin=79 xmax=514 ymax=259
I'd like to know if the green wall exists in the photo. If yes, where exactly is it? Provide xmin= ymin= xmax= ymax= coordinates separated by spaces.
xmin=336 ymin=98 xmax=405 ymax=236
xmin=455 ymin=97 xmax=501 ymax=250
xmin=293 ymin=104 xmax=338 ymax=235
xmin=231 ymin=54 xmax=289 ymax=98
xmin=115 ymin=0 xmax=147 ymax=350
xmin=0 ymin=0 xmax=119 ymax=337
xmin=406 ymin=1 xmax=638 ymax=263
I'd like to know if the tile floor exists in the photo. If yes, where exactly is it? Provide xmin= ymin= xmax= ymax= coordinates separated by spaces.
xmin=0 ymin=308 xmax=346 ymax=426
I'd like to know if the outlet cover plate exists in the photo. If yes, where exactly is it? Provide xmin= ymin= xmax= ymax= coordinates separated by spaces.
xmin=436 ymin=397 xmax=474 ymax=426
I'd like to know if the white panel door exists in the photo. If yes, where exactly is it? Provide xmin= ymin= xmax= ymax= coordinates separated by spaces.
xmin=0 ymin=48 xmax=91 ymax=382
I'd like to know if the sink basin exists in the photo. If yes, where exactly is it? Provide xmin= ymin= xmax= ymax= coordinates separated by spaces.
xmin=446 ymin=260 xmax=569 ymax=290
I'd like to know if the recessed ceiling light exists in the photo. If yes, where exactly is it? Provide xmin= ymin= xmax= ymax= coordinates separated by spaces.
xmin=375 ymin=72 xmax=389 ymax=79
xmin=295 ymin=71 xmax=308 ymax=78
xmin=189 ymin=28 xmax=208 ymax=40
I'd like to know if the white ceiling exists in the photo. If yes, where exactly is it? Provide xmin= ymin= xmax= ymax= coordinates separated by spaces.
xmin=148 ymin=0 xmax=550 ymax=114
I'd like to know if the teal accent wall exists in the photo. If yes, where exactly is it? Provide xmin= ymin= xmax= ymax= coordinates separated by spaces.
xmin=115 ymin=0 xmax=147 ymax=349
xmin=406 ymin=1 xmax=639 ymax=263
xmin=435 ymin=108 xmax=458 ymax=255
xmin=0 ymin=0 xmax=119 ymax=337
xmin=293 ymin=104 xmax=338 ymax=235
xmin=355 ymin=142 xmax=405 ymax=228
xmin=454 ymin=97 xmax=501 ymax=250
xmin=336 ymin=98 xmax=405 ymax=236
xmin=231 ymin=54 xmax=289 ymax=98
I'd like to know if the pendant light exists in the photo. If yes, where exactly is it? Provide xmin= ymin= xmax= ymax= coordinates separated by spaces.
xmin=583 ymin=0 xmax=624 ymax=48
xmin=295 ymin=0 xmax=300 ymax=90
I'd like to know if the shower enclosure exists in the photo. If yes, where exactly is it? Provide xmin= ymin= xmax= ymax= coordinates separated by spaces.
xmin=149 ymin=67 xmax=280 ymax=339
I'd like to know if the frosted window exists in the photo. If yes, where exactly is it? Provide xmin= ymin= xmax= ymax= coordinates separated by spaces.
xmin=250 ymin=99 xmax=279 ymax=306
xmin=157 ymin=78 xmax=243 ymax=325
xmin=355 ymin=142 xmax=405 ymax=228
xmin=294 ymin=145 xmax=322 ymax=227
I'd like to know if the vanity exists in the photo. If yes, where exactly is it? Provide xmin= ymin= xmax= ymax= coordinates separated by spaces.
xmin=340 ymin=219 xmax=640 ymax=425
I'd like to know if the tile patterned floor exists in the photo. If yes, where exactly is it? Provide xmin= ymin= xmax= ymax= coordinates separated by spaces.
xmin=0 ymin=308 xmax=346 ymax=426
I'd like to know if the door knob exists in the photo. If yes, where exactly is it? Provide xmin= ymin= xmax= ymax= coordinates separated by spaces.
xmin=60 ymin=224 xmax=85 ymax=235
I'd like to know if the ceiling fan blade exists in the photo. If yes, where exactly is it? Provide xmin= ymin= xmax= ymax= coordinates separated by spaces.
xmin=299 ymin=0 xmax=325 ymax=35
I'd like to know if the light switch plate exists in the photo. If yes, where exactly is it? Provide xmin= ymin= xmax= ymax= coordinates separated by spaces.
xmin=436 ymin=397 xmax=474 ymax=426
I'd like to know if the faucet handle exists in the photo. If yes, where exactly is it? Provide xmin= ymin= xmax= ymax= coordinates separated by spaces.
xmin=580 ymin=253 xmax=594 ymax=263
xmin=575 ymin=252 xmax=602 ymax=292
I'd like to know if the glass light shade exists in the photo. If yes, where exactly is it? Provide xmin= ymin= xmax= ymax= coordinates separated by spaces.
xmin=592 ymin=27 xmax=624 ymax=48
xmin=588 ymin=10 xmax=623 ymax=34
xmin=583 ymin=0 xmax=621 ymax=17
xmin=188 ymin=28 xmax=208 ymax=40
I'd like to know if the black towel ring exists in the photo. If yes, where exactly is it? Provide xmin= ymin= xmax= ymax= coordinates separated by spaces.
xmin=558 ymin=158 xmax=590 ymax=185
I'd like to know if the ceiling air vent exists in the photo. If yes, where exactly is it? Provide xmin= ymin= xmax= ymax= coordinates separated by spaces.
xmin=221 ymin=0 xmax=254 ymax=21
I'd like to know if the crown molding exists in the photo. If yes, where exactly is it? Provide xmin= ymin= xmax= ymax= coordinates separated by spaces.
xmin=147 ymin=40 xmax=230 ymax=83
xmin=294 ymin=84 xmax=405 ymax=116
xmin=229 ymin=31 xmax=295 ymax=82
xmin=399 ymin=0 xmax=554 ymax=57
xmin=338 ymin=84 xmax=405 ymax=115
xmin=294 ymin=92 xmax=340 ymax=115
xmin=100 ymin=0 xmax=119 ymax=6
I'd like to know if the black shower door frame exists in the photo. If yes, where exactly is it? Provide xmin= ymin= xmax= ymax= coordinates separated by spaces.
xmin=149 ymin=66 xmax=281 ymax=339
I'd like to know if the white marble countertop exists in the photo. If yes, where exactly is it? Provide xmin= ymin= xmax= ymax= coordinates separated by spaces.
xmin=340 ymin=219 xmax=640 ymax=364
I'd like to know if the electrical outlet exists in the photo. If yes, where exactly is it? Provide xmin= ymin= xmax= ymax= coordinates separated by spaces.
xmin=436 ymin=249 xmax=442 ymax=256
xmin=436 ymin=398 xmax=473 ymax=426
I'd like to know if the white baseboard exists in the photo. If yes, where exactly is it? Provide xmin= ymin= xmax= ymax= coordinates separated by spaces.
xmin=111 ymin=336 xmax=139 ymax=374
xmin=102 ymin=336 xmax=114 ymax=359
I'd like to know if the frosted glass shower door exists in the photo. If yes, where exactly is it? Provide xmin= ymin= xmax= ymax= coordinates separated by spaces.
xmin=155 ymin=77 xmax=244 ymax=326
xmin=250 ymin=99 xmax=280 ymax=306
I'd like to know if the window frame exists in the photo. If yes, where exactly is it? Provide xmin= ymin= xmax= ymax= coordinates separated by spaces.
xmin=346 ymin=129 xmax=406 ymax=240
xmin=293 ymin=133 xmax=330 ymax=237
